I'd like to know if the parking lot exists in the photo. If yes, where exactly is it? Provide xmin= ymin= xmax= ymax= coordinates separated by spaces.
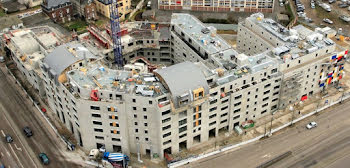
xmin=297 ymin=0 xmax=350 ymax=35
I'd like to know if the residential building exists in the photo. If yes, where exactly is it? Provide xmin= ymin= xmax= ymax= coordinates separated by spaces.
xmin=41 ymin=0 xmax=73 ymax=23
xmin=158 ymin=0 xmax=274 ymax=13
xmin=2 ymin=13 xmax=347 ymax=161
xmin=237 ymin=13 xmax=347 ymax=108
xmin=94 ymin=0 xmax=131 ymax=20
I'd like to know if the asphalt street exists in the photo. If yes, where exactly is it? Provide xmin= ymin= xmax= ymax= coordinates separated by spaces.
xmin=185 ymin=99 xmax=350 ymax=168
xmin=0 ymin=68 xmax=78 ymax=168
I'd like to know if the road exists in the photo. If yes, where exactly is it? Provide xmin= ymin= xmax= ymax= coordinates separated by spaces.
xmin=184 ymin=99 xmax=350 ymax=168
xmin=0 ymin=67 xmax=79 ymax=168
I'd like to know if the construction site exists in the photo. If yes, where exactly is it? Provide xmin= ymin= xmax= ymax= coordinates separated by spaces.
xmin=0 ymin=9 xmax=349 ymax=168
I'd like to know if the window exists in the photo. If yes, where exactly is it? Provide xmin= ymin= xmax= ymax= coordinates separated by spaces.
xmin=90 ymin=106 xmax=100 ymax=110
xmin=262 ymin=103 xmax=268 ymax=108
xmin=233 ymin=108 xmax=241 ymax=113
xmin=264 ymin=84 xmax=271 ymax=88
xmin=179 ymin=119 xmax=187 ymax=126
xmin=162 ymin=110 xmax=171 ymax=116
xmin=179 ymin=126 xmax=187 ymax=133
xmin=261 ymin=110 xmax=267 ymax=114
xmin=271 ymin=68 xmax=277 ymax=74
xmin=220 ymin=113 xmax=228 ymax=117
xmin=134 ymin=122 xmax=138 ymax=126
xmin=209 ymin=121 xmax=216 ymax=126
xmin=263 ymin=97 xmax=269 ymax=101
xmin=95 ymin=136 xmax=104 ymax=140
xmin=221 ymin=106 xmax=229 ymax=110
xmin=193 ymin=113 xmax=202 ymax=120
xmin=92 ymin=113 xmax=101 ymax=118
xmin=162 ymin=125 xmax=171 ymax=131
xmin=209 ymin=114 xmax=217 ymax=119
xmin=112 ymin=138 xmax=121 ymax=142
xmin=263 ymin=90 xmax=270 ymax=95
xmin=209 ymin=107 xmax=217 ymax=112
xmin=144 ymin=123 xmax=148 ymax=127
xmin=93 ymin=121 xmax=102 ymax=125
xmin=220 ymin=119 xmax=228 ymax=124
xmin=133 ymin=107 xmax=137 ymax=110
xmin=233 ymin=115 xmax=240 ymax=120
xmin=162 ymin=117 xmax=171 ymax=123
xmin=143 ymin=108 xmax=147 ymax=112
xmin=163 ymin=140 xmax=171 ymax=145
xmin=234 ymin=102 xmax=241 ymax=107
xmin=235 ymin=95 xmax=242 ymax=100
xmin=163 ymin=132 xmax=171 ymax=138
xmin=149 ymin=100 xmax=152 ymax=104
xmin=94 ymin=128 xmax=103 ymax=132
xmin=272 ymin=98 xmax=278 ymax=102
xmin=179 ymin=134 xmax=187 ymax=138
xmin=144 ymin=115 xmax=147 ymax=119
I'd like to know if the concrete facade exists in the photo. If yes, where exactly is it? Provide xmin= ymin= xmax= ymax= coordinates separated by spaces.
xmin=2 ymin=13 xmax=348 ymax=161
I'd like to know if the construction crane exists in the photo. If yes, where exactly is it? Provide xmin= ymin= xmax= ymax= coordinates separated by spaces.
xmin=109 ymin=0 xmax=123 ymax=67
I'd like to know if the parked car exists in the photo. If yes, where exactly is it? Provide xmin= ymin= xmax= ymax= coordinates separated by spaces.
xmin=311 ymin=2 xmax=315 ymax=8
xmin=306 ymin=122 xmax=317 ymax=129
xmin=5 ymin=135 xmax=13 ymax=143
xmin=329 ymin=0 xmax=336 ymax=3
xmin=340 ymin=15 xmax=350 ymax=22
xmin=23 ymin=126 xmax=33 ymax=137
xmin=280 ymin=2 xmax=284 ymax=6
xmin=0 ymin=56 xmax=4 ymax=63
xmin=39 ymin=153 xmax=49 ymax=165
xmin=323 ymin=18 xmax=334 ymax=24
xmin=339 ymin=3 xmax=348 ymax=8
xmin=348 ymin=6 xmax=350 ymax=10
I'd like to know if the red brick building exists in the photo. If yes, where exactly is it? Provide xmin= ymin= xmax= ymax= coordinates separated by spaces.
xmin=42 ymin=0 xmax=73 ymax=23
xmin=84 ymin=2 xmax=98 ymax=21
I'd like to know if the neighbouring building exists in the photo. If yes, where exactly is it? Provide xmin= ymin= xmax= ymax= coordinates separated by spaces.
xmin=3 ymin=13 xmax=347 ymax=161
xmin=70 ymin=0 xmax=98 ymax=20
xmin=94 ymin=0 xmax=131 ymax=20
xmin=158 ymin=0 xmax=274 ymax=13
xmin=41 ymin=0 xmax=73 ymax=23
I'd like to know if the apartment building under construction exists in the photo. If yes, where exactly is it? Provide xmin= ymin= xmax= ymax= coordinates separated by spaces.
xmin=2 ymin=13 xmax=347 ymax=161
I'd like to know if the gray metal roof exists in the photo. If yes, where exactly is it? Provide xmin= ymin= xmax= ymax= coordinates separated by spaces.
xmin=44 ymin=0 xmax=70 ymax=9
xmin=43 ymin=42 xmax=96 ymax=78
xmin=155 ymin=61 xmax=209 ymax=107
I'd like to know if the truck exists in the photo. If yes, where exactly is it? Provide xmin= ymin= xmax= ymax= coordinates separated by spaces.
xmin=103 ymin=152 xmax=129 ymax=168
xmin=320 ymin=3 xmax=332 ymax=12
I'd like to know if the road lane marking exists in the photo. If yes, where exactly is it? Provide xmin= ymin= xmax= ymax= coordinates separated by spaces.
xmin=14 ymin=144 xmax=22 ymax=151
xmin=7 ymin=151 xmax=11 ymax=156
xmin=0 ymin=105 xmax=38 ymax=168
xmin=1 ymin=130 xmax=5 ymax=137
xmin=8 ymin=143 xmax=24 ymax=168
